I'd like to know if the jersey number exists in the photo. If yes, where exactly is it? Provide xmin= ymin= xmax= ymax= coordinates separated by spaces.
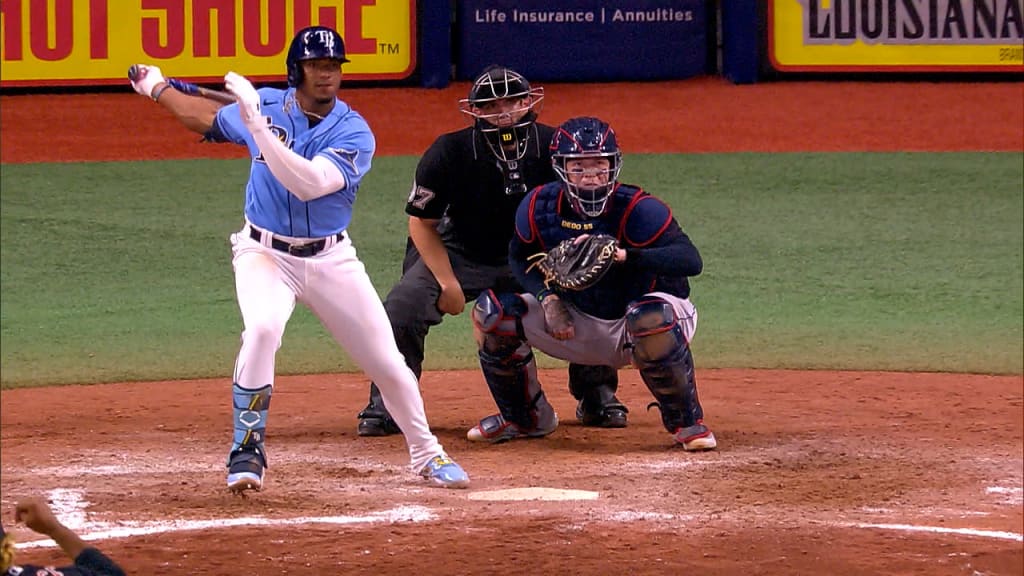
xmin=407 ymin=182 xmax=435 ymax=210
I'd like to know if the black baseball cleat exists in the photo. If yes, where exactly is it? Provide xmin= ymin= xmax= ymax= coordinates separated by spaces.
xmin=357 ymin=415 xmax=402 ymax=436
xmin=576 ymin=401 xmax=629 ymax=428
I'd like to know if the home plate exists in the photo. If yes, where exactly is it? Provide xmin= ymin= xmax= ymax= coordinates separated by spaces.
xmin=467 ymin=487 xmax=600 ymax=501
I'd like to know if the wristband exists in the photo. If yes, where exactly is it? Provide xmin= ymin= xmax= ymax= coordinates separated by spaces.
xmin=151 ymin=82 xmax=171 ymax=102
xmin=536 ymin=288 xmax=553 ymax=302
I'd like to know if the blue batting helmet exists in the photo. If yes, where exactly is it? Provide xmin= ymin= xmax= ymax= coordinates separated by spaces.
xmin=286 ymin=26 xmax=349 ymax=87
xmin=550 ymin=117 xmax=623 ymax=218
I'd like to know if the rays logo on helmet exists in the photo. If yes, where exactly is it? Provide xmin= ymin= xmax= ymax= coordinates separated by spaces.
xmin=305 ymin=29 xmax=336 ymax=57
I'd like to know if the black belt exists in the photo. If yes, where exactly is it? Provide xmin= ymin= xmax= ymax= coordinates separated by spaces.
xmin=250 ymin=228 xmax=345 ymax=258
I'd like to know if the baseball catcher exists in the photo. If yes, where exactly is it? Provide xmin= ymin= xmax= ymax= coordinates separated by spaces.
xmin=468 ymin=116 xmax=717 ymax=451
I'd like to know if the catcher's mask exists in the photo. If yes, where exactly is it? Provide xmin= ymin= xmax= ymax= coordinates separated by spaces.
xmin=459 ymin=66 xmax=545 ymax=168
xmin=286 ymin=26 xmax=349 ymax=87
xmin=551 ymin=117 xmax=622 ymax=218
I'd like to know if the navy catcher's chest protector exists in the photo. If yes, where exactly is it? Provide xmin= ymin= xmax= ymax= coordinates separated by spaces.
xmin=529 ymin=184 xmax=669 ymax=319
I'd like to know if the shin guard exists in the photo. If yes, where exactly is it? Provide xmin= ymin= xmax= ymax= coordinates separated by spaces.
xmin=626 ymin=297 xmax=705 ymax=433
xmin=229 ymin=383 xmax=272 ymax=467
xmin=479 ymin=349 xmax=555 ymax=431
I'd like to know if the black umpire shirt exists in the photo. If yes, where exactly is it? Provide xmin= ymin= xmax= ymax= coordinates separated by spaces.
xmin=405 ymin=123 xmax=557 ymax=266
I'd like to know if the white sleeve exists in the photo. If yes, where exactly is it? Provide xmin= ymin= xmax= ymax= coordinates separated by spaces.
xmin=250 ymin=125 xmax=346 ymax=201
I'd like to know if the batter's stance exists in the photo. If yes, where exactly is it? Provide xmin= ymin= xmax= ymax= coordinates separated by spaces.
xmin=128 ymin=26 xmax=469 ymax=491
xmin=470 ymin=117 xmax=718 ymax=450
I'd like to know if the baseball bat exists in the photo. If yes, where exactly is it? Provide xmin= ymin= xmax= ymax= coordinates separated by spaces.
xmin=127 ymin=65 xmax=236 ymax=105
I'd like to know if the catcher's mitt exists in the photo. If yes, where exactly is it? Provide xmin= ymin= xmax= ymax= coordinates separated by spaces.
xmin=528 ymin=234 xmax=618 ymax=291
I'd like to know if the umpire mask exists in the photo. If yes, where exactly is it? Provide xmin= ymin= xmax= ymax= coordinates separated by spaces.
xmin=460 ymin=66 xmax=545 ymax=194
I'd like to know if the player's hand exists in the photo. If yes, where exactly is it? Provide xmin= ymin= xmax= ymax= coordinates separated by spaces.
xmin=437 ymin=281 xmax=466 ymax=315
xmin=224 ymin=71 xmax=266 ymax=131
xmin=540 ymin=294 xmax=574 ymax=340
xmin=15 ymin=497 xmax=63 ymax=536
xmin=130 ymin=64 xmax=166 ymax=99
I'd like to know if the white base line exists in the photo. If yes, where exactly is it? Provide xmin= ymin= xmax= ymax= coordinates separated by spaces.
xmin=17 ymin=505 xmax=436 ymax=549
xmin=854 ymin=522 xmax=1024 ymax=542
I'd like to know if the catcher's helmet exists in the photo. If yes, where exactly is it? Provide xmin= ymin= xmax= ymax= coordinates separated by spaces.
xmin=551 ymin=117 xmax=622 ymax=218
xmin=286 ymin=26 xmax=349 ymax=87
xmin=459 ymin=66 xmax=545 ymax=163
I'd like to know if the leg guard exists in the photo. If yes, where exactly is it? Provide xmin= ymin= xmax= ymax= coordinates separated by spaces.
xmin=227 ymin=383 xmax=271 ymax=491
xmin=626 ymin=298 xmax=705 ymax=432
xmin=471 ymin=291 xmax=557 ymax=437
xmin=568 ymin=364 xmax=627 ymax=428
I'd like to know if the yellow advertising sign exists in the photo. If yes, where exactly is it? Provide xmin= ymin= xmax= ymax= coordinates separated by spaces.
xmin=0 ymin=0 xmax=416 ymax=87
xmin=769 ymin=0 xmax=1024 ymax=72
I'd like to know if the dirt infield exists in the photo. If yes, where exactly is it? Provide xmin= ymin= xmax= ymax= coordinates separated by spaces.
xmin=1 ymin=78 xmax=1022 ymax=575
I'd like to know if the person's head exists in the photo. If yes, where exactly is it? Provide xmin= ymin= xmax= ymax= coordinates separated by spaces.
xmin=459 ymin=66 xmax=545 ymax=163
xmin=286 ymin=26 xmax=349 ymax=103
xmin=550 ymin=117 xmax=622 ymax=218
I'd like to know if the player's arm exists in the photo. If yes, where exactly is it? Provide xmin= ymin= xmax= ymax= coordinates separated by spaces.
xmin=405 ymin=141 xmax=460 ymax=289
xmin=223 ymin=72 xmax=354 ymax=201
xmin=623 ymin=196 xmax=703 ymax=277
xmin=509 ymin=190 xmax=552 ymax=299
xmin=129 ymin=64 xmax=222 ymax=134
xmin=408 ymin=215 xmax=459 ymax=289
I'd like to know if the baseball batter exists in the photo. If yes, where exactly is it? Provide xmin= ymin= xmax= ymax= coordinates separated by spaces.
xmin=128 ymin=26 xmax=469 ymax=491
xmin=357 ymin=66 xmax=624 ymax=437
xmin=469 ymin=117 xmax=718 ymax=450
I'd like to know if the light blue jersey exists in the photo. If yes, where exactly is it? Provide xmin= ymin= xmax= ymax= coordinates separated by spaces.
xmin=208 ymin=87 xmax=375 ymax=238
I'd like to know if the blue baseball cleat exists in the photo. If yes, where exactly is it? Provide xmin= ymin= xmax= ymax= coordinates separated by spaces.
xmin=227 ymin=446 xmax=266 ymax=493
xmin=419 ymin=454 xmax=470 ymax=489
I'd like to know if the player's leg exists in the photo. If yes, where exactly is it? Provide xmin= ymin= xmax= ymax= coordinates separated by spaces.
xmin=226 ymin=232 xmax=299 ymax=492
xmin=467 ymin=290 xmax=558 ymax=443
xmin=305 ymin=243 xmax=468 ymax=488
xmin=568 ymin=364 xmax=627 ymax=428
xmin=358 ymin=251 xmax=445 ymax=436
xmin=625 ymin=294 xmax=716 ymax=451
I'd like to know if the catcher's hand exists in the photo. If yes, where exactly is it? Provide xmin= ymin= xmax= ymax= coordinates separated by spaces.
xmin=540 ymin=294 xmax=574 ymax=340
xmin=528 ymin=234 xmax=618 ymax=291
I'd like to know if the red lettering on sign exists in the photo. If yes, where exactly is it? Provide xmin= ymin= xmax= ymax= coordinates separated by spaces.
xmin=29 ymin=0 xmax=72 ymax=61
xmin=1 ymin=0 xmax=24 ymax=60
xmin=344 ymin=0 xmax=375 ymax=54
xmin=242 ymin=0 xmax=285 ymax=57
xmin=193 ymin=0 xmax=235 ymax=57
xmin=141 ymin=0 xmax=184 ymax=59
xmin=89 ymin=0 xmax=107 ymax=59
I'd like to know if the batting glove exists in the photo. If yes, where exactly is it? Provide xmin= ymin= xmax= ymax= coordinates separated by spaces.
xmin=224 ymin=71 xmax=266 ymax=132
xmin=130 ymin=64 xmax=166 ymax=99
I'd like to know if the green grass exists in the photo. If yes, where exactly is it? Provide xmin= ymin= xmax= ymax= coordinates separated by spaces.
xmin=1 ymin=152 xmax=1021 ymax=387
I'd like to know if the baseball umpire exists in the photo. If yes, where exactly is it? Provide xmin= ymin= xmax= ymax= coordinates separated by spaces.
xmin=468 ymin=116 xmax=717 ymax=450
xmin=356 ymin=66 xmax=624 ymax=437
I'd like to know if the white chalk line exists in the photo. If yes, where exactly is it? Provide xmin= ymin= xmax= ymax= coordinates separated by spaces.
xmin=850 ymin=522 xmax=1023 ymax=542
xmin=17 ymin=505 xmax=436 ymax=550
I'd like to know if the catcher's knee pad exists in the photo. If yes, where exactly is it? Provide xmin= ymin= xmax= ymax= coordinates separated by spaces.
xmin=625 ymin=297 xmax=686 ymax=365
xmin=231 ymin=383 xmax=272 ymax=458
xmin=472 ymin=289 xmax=528 ymax=358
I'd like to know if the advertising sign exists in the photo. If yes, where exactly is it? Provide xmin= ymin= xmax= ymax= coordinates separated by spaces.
xmin=0 ymin=0 xmax=416 ymax=87
xmin=456 ymin=0 xmax=707 ymax=82
xmin=768 ymin=0 xmax=1024 ymax=72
